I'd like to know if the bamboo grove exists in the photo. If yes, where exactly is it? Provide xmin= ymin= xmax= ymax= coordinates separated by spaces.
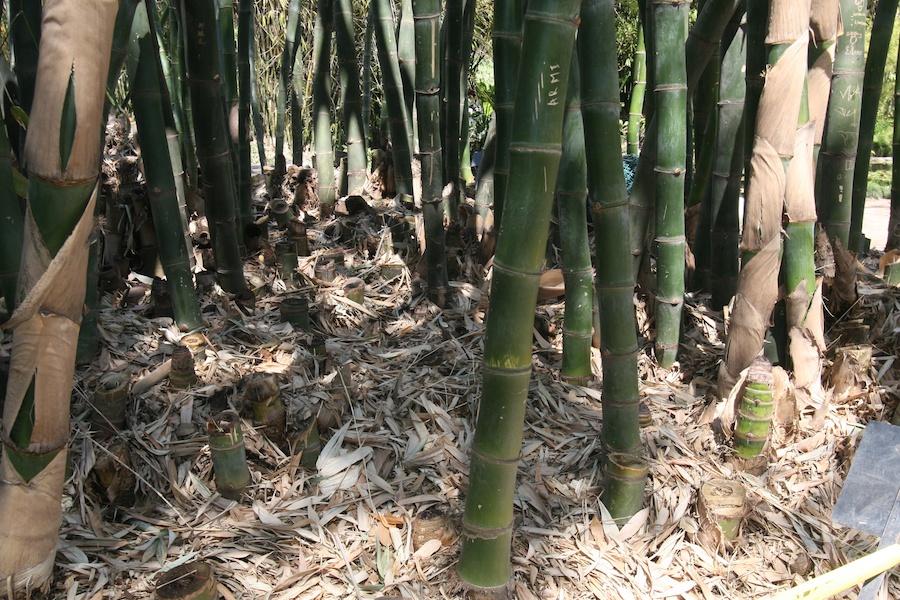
xmin=0 ymin=0 xmax=898 ymax=594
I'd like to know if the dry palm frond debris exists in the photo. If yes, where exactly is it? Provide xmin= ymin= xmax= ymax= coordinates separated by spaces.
xmin=7 ymin=157 xmax=900 ymax=599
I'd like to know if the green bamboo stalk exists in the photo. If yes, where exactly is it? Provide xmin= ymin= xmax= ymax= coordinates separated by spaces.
xmin=0 ymin=96 xmax=23 ymax=315
xmin=458 ymin=3 xmax=579 ymax=588
xmin=807 ymin=0 xmax=841 ymax=162
xmin=580 ymin=0 xmax=642 ymax=457
xmin=333 ymin=0 xmax=368 ymax=194
xmin=413 ymin=0 xmax=449 ymax=305
xmin=441 ymin=0 xmax=473 ymax=217
xmin=891 ymin=49 xmax=900 ymax=251
xmin=129 ymin=1 xmax=203 ymax=330
xmin=557 ymin=53 xmax=592 ymax=385
xmin=363 ymin=10 xmax=373 ymax=147
xmin=603 ymin=453 xmax=649 ymax=522
xmin=172 ymin=0 xmax=200 ymax=191
xmin=181 ymin=0 xmax=247 ymax=294
xmin=651 ymin=0 xmax=689 ymax=368
xmin=249 ymin=31 xmax=267 ymax=168
xmin=372 ymin=0 xmax=414 ymax=197
xmin=687 ymin=48 xmax=720 ymax=212
xmin=627 ymin=24 xmax=647 ymax=156
xmin=237 ymin=0 xmax=253 ymax=243
xmin=706 ymin=19 xmax=746 ymax=310
xmin=816 ymin=0 xmax=866 ymax=247
xmin=274 ymin=0 xmax=302 ymax=176
xmin=850 ymin=0 xmax=899 ymax=251
xmin=312 ymin=0 xmax=336 ymax=213
xmin=733 ymin=356 xmax=775 ymax=458
xmin=397 ymin=0 xmax=417 ymax=146
xmin=216 ymin=0 xmax=238 ymax=123
xmin=490 ymin=0 xmax=526 ymax=230
xmin=290 ymin=27 xmax=306 ymax=168
xmin=0 ymin=0 xmax=118 ymax=588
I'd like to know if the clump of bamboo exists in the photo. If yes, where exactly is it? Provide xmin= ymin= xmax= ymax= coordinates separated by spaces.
xmin=208 ymin=410 xmax=251 ymax=500
xmin=333 ymin=0 xmax=368 ymax=194
xmin=733 ymin=356 xmax=775 ymax=458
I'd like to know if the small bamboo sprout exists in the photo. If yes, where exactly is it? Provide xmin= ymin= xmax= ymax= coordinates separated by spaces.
xmin=315 ymin=260 xmax=337 ymax=282
xmin=269 ymin=198 xmax=295 ymax=228
xmin=880 ymin=250 xmax=900 ymax=286
xmin=91 ymin=372 xmax=129 ymax=436
xmin=244 ymin=375 xmax=287 ymax=445
xmin=698 ymin=478 xmax=746 ymax=547
xmin=343 ymin=277 xmax=365 ymax=304
xmin=275 ymin=240 xmax=298 ymax=284
xmin=286 ymin=220 xmax=309 ymax=256
xmin=169 ymin=345 xmax=197 ymax=390
xmin=280 ymin=296 xmax=310 ymax=330
xmin=156 ymin=561 xmax=218 ymax=600
xmin=603 ymin=453 xmax=649 ymax=522
xmin=207 ymin=410 xmax=251 ymax=500
xmin=291 ymin=415 xmax=321 ymax=470
xmin=733 ymin=357 xmax=775 ymax=458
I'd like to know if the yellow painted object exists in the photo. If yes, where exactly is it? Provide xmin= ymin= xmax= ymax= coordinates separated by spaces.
xmin=764 ymin=544 xmax=900 ymax=600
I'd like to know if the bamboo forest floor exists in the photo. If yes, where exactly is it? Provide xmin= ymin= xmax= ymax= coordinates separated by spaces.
xmin=4 ymin=145 xmax=900 ymax=599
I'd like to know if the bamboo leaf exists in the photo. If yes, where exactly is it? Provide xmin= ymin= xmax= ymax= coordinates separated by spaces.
xmin=59 ymin=66 xmax=77 ymax=172
xmin=10 ymin=105 xmax=29 ymax=129
xmin=12 ymin=167 xmax=28 ymax=199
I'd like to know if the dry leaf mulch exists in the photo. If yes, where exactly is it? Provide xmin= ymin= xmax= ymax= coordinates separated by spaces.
xmin=4 ymin=188 xmax=900 ymax=599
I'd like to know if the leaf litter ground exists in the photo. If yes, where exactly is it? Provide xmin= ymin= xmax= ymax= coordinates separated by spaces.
xmin=4 ymin=147 xmax=900 ymax=600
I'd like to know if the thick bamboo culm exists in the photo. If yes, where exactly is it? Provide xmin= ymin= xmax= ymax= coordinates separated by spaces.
xmin=458 ymin=1 xmax=579 ymax=588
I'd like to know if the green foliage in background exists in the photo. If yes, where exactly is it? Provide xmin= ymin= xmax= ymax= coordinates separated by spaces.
xmin=871 ymin=0 xmax=898 ymax=156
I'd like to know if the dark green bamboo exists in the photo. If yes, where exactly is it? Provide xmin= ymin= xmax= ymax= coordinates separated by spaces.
xmin=333 ymin=0 xmax=368 ymax=194
xmin=372 ymin=0 xmax=414 ymax=197
xmin=627 ymin=24 xmax=647 ymax=156
xmin=851 ymin=0 xmax=899 ymax=251
xmin=891 ymin=49 xmax=900 ymax=251
xmin=181 ymin=0 xmax=247 ymax=293
xmin=557 ymin=54 xmax=592 ymax=385
xmin=687 ymin=43 xmax=720 ymax=211
xmin=290 ymin=26 xmax=306 ymax=168
xmin=363 ymin=10 xmax=373 ymax=147
xmin=216 ymin=0 xmax=238 ymax=123
xmin=651 ymin=0 xmax=689 ymax=368
xmin=491 ymin=0 xmax=526 ymax=230
xmin=816 ymin=0 xmax=867 ymax=247
xmin=172 ymin=0 xmax=200 ymax=191
xmin=458 ymin=3 xmax=579 ymax=588
xmin=208 ymin=410 xmax=251 ymax=500
xmin=0 ymin=99 xmax=23 ymax=315
xmin=703 ymin=19 xmax=746 ymax=309
xmin=441 ymin=0 xmax=474 ymax=217
xmin=249 ymin=31 xmax=267 ymax=168
xmin=129 ymin=1 xmax=203 ymax=330
xmin=8 ymin=0 xmax=41 ymax=151
xmin=312 ymin=0 xmax=336 ymax=212
xmin=733 ymin=356 xmax=775 ymax=458
xmin=581 ymin=0 xmax=642 ymax=457
xmin=237 ymin=0 xmax=253 ymax=242
xmin=275 ymin=0 xmax=302 ymax=176
xmin=413 ymin=0 xmax=449 ymax=305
